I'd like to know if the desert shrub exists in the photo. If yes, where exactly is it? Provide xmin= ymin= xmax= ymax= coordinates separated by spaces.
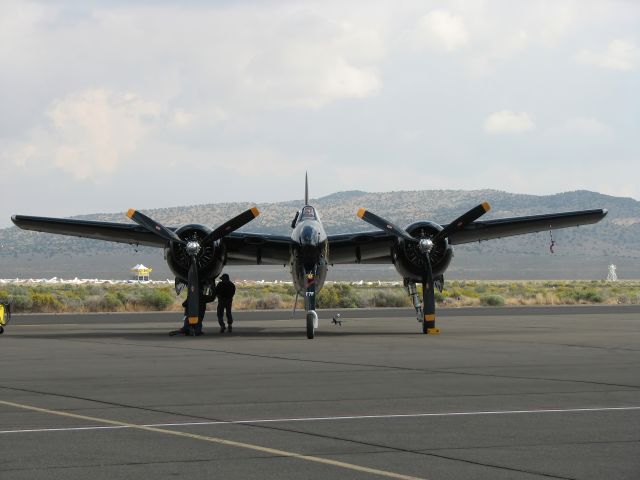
xmin=254 ymin=293 xmax=283 ymax=309
xmin=140 ymin=288 xmax=174 ymax=310
xmin=102 ymin=292 xmax=124 ymax=310
xmin=5 ymin=284 xmax=30 ymax=296
xmin=30 ymin=292 xmax=63 ymax=312
xmin=573 ymin=290 xmax=604 ymax=303
xmin=371 ymin=290 xmax=409 ymax=307
xmin=9 ymin=295 xmax=33 ymax=312
xmin=480 ymin=294 xmax=505 ymax=306
xmin=318 ymin=284 xmax=362 ymax=308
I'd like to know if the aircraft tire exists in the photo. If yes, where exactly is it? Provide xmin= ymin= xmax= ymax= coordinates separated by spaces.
xmin=0 ymin=326 xmax=4 ymax=335
xmin=306 ymin=313 xmax=315 ymax=339
xmin=422 ymin=319 xmax=428 ymax=334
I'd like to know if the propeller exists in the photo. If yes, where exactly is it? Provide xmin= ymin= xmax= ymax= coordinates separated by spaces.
xmin=127 ymin=209 xmax=184 ymax=244
xmin=431 ymin=202 xmax=490 ymax=243
xmin=127 ymin=207 xmax=260 ymax=327
xmin=201 ymin=207 xmax=260 ymax=244
xmin=357 ymin=203 xmax=490 ymax=332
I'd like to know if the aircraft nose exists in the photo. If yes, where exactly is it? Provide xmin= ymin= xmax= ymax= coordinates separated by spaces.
xmin=299 ymin=225 xmax=318 ymax=246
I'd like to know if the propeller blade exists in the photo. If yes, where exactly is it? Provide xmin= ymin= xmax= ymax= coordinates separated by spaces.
xmin=186 ymin=256 xmax=200 ymax=325
xmin=357 ymin=209 xmax=416 ymax=243
xmin=202 ymin=207 xmax=260 ymax=244
xmin=127 ymin=209 xmax=183 ymax=244
xmin=432 ymin=202 xmax=491 ymax=242
xmin=422 ymin=254 xmax=436 ymax=330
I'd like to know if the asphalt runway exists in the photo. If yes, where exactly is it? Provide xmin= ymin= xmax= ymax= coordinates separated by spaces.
xmin=1 ymin=306 xmax=639 ymax=479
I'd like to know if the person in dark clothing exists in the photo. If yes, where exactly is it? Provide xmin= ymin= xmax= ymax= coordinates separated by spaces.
xmin=170 ymin=285 xmax=215 ymax=336
xmin=216 ymin=273 xmax=236 ymax=333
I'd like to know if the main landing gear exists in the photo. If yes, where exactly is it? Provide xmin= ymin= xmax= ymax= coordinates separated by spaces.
xmin=405 ymin=280 xmax=440 ymax=335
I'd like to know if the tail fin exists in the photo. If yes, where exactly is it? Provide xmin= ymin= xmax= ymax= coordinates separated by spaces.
xmin=305 ymin=171 xmax=309 ymax=205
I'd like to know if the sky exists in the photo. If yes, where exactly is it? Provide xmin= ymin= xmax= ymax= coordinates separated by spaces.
xmin=1 ymin=0 xmax=639 ymax=227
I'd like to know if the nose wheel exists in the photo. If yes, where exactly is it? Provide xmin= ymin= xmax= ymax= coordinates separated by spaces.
xmin=306 ymin=310 xmax=318 ymax=339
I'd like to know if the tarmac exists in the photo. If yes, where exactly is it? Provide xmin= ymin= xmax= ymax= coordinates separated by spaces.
xmin=1 ymin=306 xmax=639 ymax=479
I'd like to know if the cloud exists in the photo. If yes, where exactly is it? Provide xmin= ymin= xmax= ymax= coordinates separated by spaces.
xmin=484 ymin=111 xmax=535 ymax=135
xmin=416 ymin=10 xmax=469 ymax=52
xmin=563 ymin=117 xmax=612 ymax=137
xmin=576 ymin=39 xmax=638 ymax=71
xmin=8 ymin=88 xmax=162 ymax=180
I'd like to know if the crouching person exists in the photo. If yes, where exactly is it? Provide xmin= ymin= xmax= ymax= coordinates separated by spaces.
xmin=171 ymin=285 xmax=215 ymax=336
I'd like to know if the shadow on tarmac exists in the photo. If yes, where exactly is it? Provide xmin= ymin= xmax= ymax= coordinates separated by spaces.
xmin=13 ymin=327 xmax=425 ymax=341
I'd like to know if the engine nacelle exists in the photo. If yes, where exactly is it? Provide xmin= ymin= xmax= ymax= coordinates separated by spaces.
xmin=391 ymin=221 xmax=453 ymax=281
xmin=165 ymin=224 xmax=225 ymax=283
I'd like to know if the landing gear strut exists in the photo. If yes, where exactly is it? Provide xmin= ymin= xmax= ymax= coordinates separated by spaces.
xmin=404 ymin=279 xmax=423 ymax=323
xmin=404 ymin=279 xmax=439 ymax=335
xmin=305 ymin=268 xmax=318 ymax=339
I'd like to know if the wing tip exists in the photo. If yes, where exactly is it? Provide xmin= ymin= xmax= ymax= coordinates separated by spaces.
xmin=357 ymin=208 xmax=366 ymax=219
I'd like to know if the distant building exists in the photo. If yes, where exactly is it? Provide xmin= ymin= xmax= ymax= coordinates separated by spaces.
xmin=131 ymin=264 xmax=152 ymax=281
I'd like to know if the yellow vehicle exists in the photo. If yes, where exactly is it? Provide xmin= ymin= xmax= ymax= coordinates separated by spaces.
xmin=0 ymin=302 xmax=10 ymax=334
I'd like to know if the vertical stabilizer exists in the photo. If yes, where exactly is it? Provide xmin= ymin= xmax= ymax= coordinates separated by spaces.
xmin=305 ymin=172 xmax=309 ymax=205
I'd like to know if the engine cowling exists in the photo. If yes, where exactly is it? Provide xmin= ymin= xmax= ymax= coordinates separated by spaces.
xmin=165 ymin=224 xmax=225 ymax=282
xmin=391 ymin=221 xmax=453 ymax=281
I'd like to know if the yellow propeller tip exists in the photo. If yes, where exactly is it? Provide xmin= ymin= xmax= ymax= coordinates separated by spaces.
xmin=251 ymin=206 xmax=260 ymax=217
xmin=126 ymin=208 xmax=136 ymax=219
xmin=356 ymin=208 xmax=366 ymax=218
xmin=482 ymin=202 xmax=491 ymax=212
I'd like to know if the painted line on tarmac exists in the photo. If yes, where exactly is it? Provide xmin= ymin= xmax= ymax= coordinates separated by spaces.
xmin=0 ymin=399 xmax=425 ymax=480
xmin=2 ymin=405 xmax=639 ymax=436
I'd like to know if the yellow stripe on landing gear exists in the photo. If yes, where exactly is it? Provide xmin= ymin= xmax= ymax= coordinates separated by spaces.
xmin=426 ymin=328 xmax=440 ymax=334
xmin=187 ymin=316 xmax=199 ymax=325
xmin=424 ymin=314 xmax=435 ymax=321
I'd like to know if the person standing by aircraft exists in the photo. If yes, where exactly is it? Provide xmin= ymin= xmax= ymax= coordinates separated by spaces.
xmin=170 ymin=285 xmax=215 ymax=336
xmin=216 ymin=273 xmax=236 ymax=333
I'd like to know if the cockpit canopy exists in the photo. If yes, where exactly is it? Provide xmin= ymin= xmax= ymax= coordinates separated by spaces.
xmin=299 ymin=206 xmax=318 ymax=221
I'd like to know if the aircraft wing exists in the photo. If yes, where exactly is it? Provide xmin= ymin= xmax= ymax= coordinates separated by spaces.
xmin=223 ymin=232 xmax=292 ymax=265
xmin=328 ymin=231 xmax=395 ymax=264
xmin=11 ymin=215 xmax=166 ymax=247
xmin=11 ymin=214 xmax=294 ymax=264
xmin=446 ymin=209 xmax=608 ymax=245
xmin=328 ymin=208 xmax=607 ymax=264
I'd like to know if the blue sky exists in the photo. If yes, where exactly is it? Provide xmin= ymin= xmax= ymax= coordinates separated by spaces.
xmin=1 ymin=0 xmax=638 ymax=227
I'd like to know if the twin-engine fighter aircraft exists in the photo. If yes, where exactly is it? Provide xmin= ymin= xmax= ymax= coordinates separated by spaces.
xmin=11 ymin=175 xmax=607 ymax=338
